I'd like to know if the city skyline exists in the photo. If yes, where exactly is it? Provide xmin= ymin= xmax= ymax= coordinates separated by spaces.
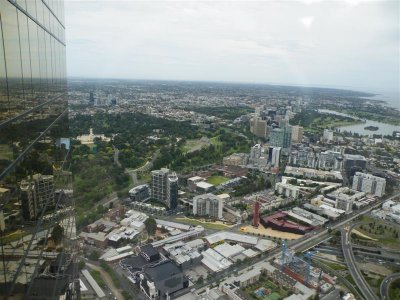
xmin=65 ymin=0 xmax=399 ymax=96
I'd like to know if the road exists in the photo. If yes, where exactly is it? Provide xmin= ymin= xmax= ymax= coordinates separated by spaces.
xmin=340 ymin=192 xmax=400 ymax=300
xmin=85 ymin=261 xmax=124 ymax=300
xmin=380 ymin=272 xmax=400 ymax=300
xmin=341 ymin=228 xmax=378 ymax=300
xmin=187 ymin=195 xmax=395 ymax=298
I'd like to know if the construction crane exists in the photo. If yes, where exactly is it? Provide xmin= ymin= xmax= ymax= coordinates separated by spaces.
xmin=281 ymin=241 xmax=287 ymax=271
xmin=304 ymin=250 xmax=319 ymax=286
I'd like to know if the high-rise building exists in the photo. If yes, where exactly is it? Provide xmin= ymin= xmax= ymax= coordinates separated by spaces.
xmin=250 ymin=117 xmax=267 ymax=138
xmin=343 ymin=154 xmax=367 ymax=174
xmin=268 ymin=147 xmax=281 ymax=168
xmin=192 ymin=193 xmax=223 ymax=219
xmin=167 ymin=172 xmax=179 ymax=209
xmin=89 ymin=91 xmax=95 ymax=103
xmin=269 ymin=126 xmax=292 ymax=151
xmin=20 ymin=174 xmax=55 ymax=220
xmin=291 ymin=125 xmax=303 ymax=143
xmin=0 ymin=1 xmax=78 ymax=298
xmin=352 ymin=172 xmax=386 ymax=197
xmin=151 ymin=168 xmax=178 ymax=209
xmin=318 ymin=150 xmax=343 ymax=170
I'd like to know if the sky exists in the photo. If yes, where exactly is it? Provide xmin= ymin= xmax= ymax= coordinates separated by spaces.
xmin=65 ymin=0 xmax=400 ymax=95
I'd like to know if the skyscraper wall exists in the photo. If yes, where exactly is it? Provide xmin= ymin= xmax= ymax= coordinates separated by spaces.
xmin=0 ymin=0 xmax=77 ymax=298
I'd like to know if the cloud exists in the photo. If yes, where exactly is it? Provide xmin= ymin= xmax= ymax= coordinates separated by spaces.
xmin=65 ymin=1 xmax=399 ymax=93
xmin=300 ymin=16 xmax=315 ymax=29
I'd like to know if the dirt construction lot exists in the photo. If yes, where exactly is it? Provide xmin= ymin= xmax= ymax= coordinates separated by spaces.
xmin=240 ymin=224 xmax=303 ymax=240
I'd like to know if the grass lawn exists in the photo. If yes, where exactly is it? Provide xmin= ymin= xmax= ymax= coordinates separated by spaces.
xmin=175 ymin=217 xmax=231 ymax=230
xmin=355 ymin=216 xmax=400 ymax=249
xmin=1 ymin=230 xmax=26 ymax=245
xmin=324 ymin=262 xmax=347 ymax=271
xmin=206 ymin=175 xmax=230 ymax=185
xmin=182 ymin=138 xmax=211 ymax=153
xmin=210 ymin=136 xmax=222 ymax=146
xmin=243 ymin=277 xmax=290 ymax=300
xmin=389 ymin=278 xmax=400 ymax=300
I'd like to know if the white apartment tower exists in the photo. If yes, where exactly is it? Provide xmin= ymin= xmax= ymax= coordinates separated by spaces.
xmin=192 ymin=193 xmax=223 ymax=219
xmin=268 ymin=147 xmax=281 ymax=168
xmin=352 ymin=172 xmax=386 ymax=197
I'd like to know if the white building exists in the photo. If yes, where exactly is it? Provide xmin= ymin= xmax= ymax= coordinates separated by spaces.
xmin=192 ymin=193 xmax=224 ymax=219
xmin=269 ymin=147 xmax=281 ymax=168
xmin=76 ymin=128 xmax=111 ymax=144
xmin=275 ymin=182 xmax=300 ymax=199
xmin=335 ymin=194 xmax=353 ymax=214
xmin=323 ymin=129 xmax=334 ymax=142
xmin=352 ymin=172 xmax=386 ymax=197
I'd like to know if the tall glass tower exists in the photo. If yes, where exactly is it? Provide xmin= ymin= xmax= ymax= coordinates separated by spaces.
xmin=0 ymin=0 xmax=78 ymax=299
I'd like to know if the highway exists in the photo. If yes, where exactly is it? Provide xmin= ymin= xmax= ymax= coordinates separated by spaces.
xmin=380 ymin=272 xmax=400 ymax=300
xmin=341 ymin=228 xmax=378 ymax=300
xmin=184 ymin=195 xmax=396 ymax=299
xmin=339 ymin=191 xmax=400 ymax=300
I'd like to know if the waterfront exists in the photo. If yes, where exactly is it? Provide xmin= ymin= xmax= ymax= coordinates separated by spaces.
xmin=319 ymin=109 xmax=400 ymax=136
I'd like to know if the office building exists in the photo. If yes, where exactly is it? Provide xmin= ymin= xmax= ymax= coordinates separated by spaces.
xmin=151 ymin=168 xmax=178 ymax=209
xmin=268 ymin=147 xmax=281 ymax=168
xmin=193 ymin=193 xmax=223 ymax=219
xmin=343 ymin=154 xmax=367 ymax=173
xmin=291 ymin=125 xmax=303 ymax=143
xmin=269 ymin=126 xmax=292 ymax=150
xmin=0 ymin=0 xmax=78 ymax=298
xmin=250 ymin=117 xmax=267 ymax=138
xmin=352 ymin=172 xmax=386 ymax=197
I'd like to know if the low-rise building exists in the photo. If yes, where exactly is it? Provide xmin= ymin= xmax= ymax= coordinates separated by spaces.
xmin=275 ymin=182 xmax=300 ymax=199
xmin=196 ymin=181 xmax=215 ymax=193
xmin=140 ymin=261 xmax=189 ymax=299
xmin=223 ymin=153 xmax=249 ymax=166
xmin=163 ymin=241 xmax=202 ymax=269
xmin=128 ymin=184 xmax=150 ymax=202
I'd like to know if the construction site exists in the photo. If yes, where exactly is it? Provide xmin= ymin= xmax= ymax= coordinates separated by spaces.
xmin=274 ymin=242 xmax=335 ymax=293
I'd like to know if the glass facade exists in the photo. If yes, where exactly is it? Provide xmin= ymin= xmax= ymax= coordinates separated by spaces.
xmin=0 ymin=0 xmax=77 ymax=299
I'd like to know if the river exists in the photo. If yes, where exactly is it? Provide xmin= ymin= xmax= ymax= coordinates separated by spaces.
xmin=318 ymin=109 xmax=400 ymax=136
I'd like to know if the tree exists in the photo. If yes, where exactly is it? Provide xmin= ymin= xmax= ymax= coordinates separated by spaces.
xmin=145 ymin=216 xmax=157 ymax=235
xmin=51 ymin=223 xmax=64 ymax=244
xmin=89 ymin=250 xmax=100 ymax=261
xmin=78 ymin=260 xmax=86 ymax=270
xmin=197 ymin=276 xmax=204 ymax=284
